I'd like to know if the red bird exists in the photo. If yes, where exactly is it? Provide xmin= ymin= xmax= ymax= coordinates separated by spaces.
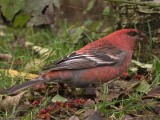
xmin=1 ymin=29 xmax=147 ymax=94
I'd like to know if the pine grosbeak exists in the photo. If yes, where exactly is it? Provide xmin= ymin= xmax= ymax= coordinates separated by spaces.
xmin=1 ymin=29 xmax=147 ymax=94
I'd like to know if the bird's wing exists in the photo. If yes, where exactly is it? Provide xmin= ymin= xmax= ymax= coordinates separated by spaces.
xmin=44 ymin=45 xmax=127 ymax=71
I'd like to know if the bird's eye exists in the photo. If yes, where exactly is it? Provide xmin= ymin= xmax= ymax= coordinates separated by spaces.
xmin=128 ymin=31 xmax=138 ymax=36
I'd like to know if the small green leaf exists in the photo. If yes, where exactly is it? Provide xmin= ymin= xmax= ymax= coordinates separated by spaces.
xmin=136 ymin=79 xmax=150 ymax=94
xmin=51 ymin=94 xmax=68 ymax=102
xmin=85 ymin=0 xmax=96 ymax=12
xmin=1 ymin=0 xmax=25 ymax=21
xmin=154 ymin=59 xmax=160 ymax=74
xmin=14 ymin=12 xmax=30 ymax=27
xmin=103 ymin=7 xmax=110 ymax=16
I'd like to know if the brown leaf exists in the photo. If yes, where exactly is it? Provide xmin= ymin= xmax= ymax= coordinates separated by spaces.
xmin=152 ymin=105 xmax=160 ymax=115
xmin=83 ymin=99 xmax=95 ymax=107
xmin=39 ymin=109 xmax=51 ymax=120
xmin=16 ymin=104 xmax=32 ymax=116
xmin=0 ymin=53 xmax=12 ymax=61
xmin=83 ymin=109 xmax=106 ymax=120
xmin=68 ymin=115 xmax=80 ymax=120
xmin=124 ymin=115 xmax=134 ymax=120
xmin=95 ymin=80 xmax=140 ymax=102
xmin=147 ymin=86 xmax=160 ymax=98
xmin=0 ymin=91 xmax=26 ymax=111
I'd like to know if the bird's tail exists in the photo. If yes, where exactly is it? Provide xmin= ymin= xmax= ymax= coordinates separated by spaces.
xmin=0 ymin=77 xmax=46 ymax=95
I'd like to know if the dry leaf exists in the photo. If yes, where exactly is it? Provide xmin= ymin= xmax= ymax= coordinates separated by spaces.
xmin=0 ymin=91 xmax=26 ymax=111
xmin=147 ymin=86 xmax=160 ymax=98
xmin=83 ymin=99 xmax=95 ymax=107
xmin=25 ymin=59 xmax=45 ymax=72
xmin=0 ymin=53 xmax=12 ymax=61
xmin=131 ymin=60 xmax=153 ymax=73
xmin=96 ymin=80 xmax=140 ymax=102
xmin=83 ymin=109 xmax=105 ymax=120
xmin=68 ymin=115 xmax=80 ymax=120
xmin=0 ymin=69 xmax=38 ymax=79
xmin=25 ymin=41 xmax=54 ymax=57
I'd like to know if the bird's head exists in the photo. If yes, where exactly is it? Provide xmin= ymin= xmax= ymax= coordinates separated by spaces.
xmin=108 ymin=29 xmax=147 ymax=51
xmin=125 ymin=29 xmax=147 ymax=42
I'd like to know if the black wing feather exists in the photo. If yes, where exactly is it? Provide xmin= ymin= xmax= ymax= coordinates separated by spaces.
xmin=43 ymin=43 xmax=128 ymax=71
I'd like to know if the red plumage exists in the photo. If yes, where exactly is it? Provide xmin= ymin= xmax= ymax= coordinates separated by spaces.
xmin=1 ymin=29 xmax=147 ymax=94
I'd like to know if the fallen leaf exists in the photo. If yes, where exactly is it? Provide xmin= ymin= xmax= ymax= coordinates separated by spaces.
xmin=25 ymin=41 xmax=54 ymax=57
xmin=151 ymin=105 xmax=160 ymax=115
xmin=32 ymin=99 xmax=40 ymax=106
xmin=16 ymin=104 xmax=32 ymax=116
xmin=124 ymin=115 xmax=134 ymax=120
xmin=132 ymin=60 xmax=153 ymax=69
xmin=68 ymin=115 xmax=80 ymax=120
xmin=83 ymin=99 xmax=95 ymax=107
xmin=83 ymin=109 xmax=105 ymax=120
xmin=0 ymin=53 xmax=12 ymax=61
xmin=95 ymin=80 xmax=140 ymax=102
xmin=25 ymin=0 xmax=56 ymax=26
xmin=0 ymin=91 xmax=26 ymax=111
xmin=73 ymin=98 xmax=86 ymax=107
xmin=147 ymin=86 xmax=160 ymax=98
xmin=136 ymin=79 xmax=151 ymax=94
xmin=25 ymin=59 xmax=45 ymax=72
xmin=39 ymin=108 xmax=51 ymax=120
xmin=0 ymin=69 xmax=38 ymax=79
xmin=51 ymin=94 xmax=68 ymax=102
